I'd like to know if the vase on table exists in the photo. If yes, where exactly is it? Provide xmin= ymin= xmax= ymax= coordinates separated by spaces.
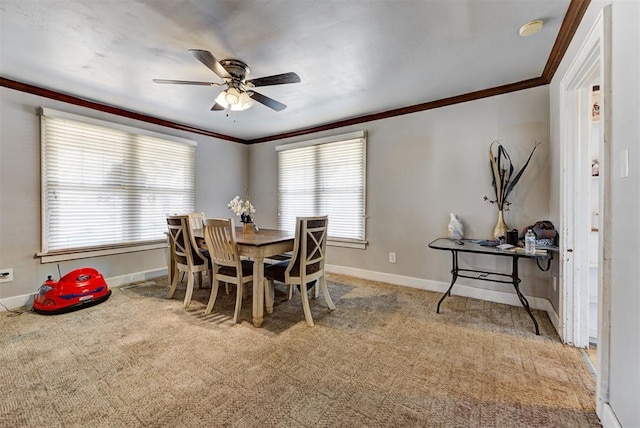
xmin=240 ymin=213 xmax=254 ymax=234
xmin=242 ymin=221 xmax=254 ymax=234
xmin=492 ymin=209 xmax=508 ymax=240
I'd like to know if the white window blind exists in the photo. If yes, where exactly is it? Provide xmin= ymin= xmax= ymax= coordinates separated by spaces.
xmin=40 ymin=108 xmax=195 ymax=254
xmin=277 ymin=131 xmax=366 ymax=245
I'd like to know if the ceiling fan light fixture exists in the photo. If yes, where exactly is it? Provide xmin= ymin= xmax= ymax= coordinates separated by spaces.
xmin=230 ymin=96 xmax=254 ymax=111
xmin=519 ymin=19 xmax=544 ymax=37
xmin=217 ymin=88 xmax=254 ymax=111
xmin=215 ymin=90 xmax=230 ymax=108
xmin=239 ymin=91 xmax=255 ymax=110
xmin=225 ymin=87 xmax=241 ymax=105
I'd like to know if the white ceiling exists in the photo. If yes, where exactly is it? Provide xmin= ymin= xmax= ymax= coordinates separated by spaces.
xmin=0 ymin=0 xmax=570 ymax=141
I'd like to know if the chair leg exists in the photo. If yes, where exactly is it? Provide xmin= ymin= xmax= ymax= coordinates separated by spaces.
xmin=168 ymin=256 xmax=176 ymax=286
xmin=205 ymin=277 xmax=221 ymax=315
xmin=319 ymin=275 xmax=335 ymax=310
xmin=183 ymin=271 xmax=195 ymax=308
xmin=197 ymin=271 xmax=203 ymax=289
xmin=233 ymin=282 xmax=243 ymax=323
xmin=264 ymin=279 xmax=274 ymax=314
xmin=287 ymin=284 xmax=293 ymax=300
xmin=299 ymin=283 xmax=315 ymax=327
xmin=167 ymin=268 xmax=181 ymax=299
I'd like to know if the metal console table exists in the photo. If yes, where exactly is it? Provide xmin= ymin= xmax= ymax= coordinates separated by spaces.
xmin=428 ymin=238 xmax=552 ymax=335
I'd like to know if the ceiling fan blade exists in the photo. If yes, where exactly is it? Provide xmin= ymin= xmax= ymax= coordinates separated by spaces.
xmin=246 ymin=72 xmax=301 ymax=87
xmin=153 ymin=79 xmax=221 ymax=86
xmin=188 ymin=49 xmax=231 ymax=80
xmin=250 ymin=91 xmax=287 ymax=111
xmin=211 ymin=102 xmax=225 ymax=111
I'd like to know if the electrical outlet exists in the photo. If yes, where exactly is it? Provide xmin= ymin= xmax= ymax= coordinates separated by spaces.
xmin=0 ymin=268 xmax=14 ymax=283
xmin=389 ymin=252 xmax=396 ymax=263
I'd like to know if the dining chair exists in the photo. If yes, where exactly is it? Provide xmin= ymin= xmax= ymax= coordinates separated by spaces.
xmin=166 ymin=231 xmax=177 ymax=286
xmin=264 ymin=215 xmax=335 ymax=326
xmin=188 ymin=212 xmax=207 ymax=286
xmin=166 ymin=214 xmax=211 ymax=308
xmin=188 ymin=212 xmax=205 ymax=230
xmin=202 ymin=218 xmax=254 ymax=323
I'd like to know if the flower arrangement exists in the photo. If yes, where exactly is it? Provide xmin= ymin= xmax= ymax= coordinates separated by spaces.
xmin=228 ymin=195 xmax=255 ymax=223
xmin=484 ymin=140 xmax=540 ymax=211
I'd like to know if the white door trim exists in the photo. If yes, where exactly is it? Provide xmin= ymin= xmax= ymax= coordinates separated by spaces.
xmin=559 ymin=10 xmax=604 ymax=347
xmin=596 ymin=6 xmax=612 ymax=419
xmin=558 ymin=7 xmax=612 ymax=419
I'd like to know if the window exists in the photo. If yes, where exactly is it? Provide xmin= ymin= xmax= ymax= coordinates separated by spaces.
xmin=39 ymin=108 xmax=195 ymax=260
xmin=277 ymin=131 xmax=366 ymax=248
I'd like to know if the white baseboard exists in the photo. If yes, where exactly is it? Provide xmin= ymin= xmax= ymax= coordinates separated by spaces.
xmin=601 ymin=403 xmax=622 ymax=428
xmin=0 ymin=267 xmax=168 ymax=312
xmin=0 ymin=293 xmax=36 ymax=311
xmin=2 ymin=264 xmax=560 ymax=329
xmin=546 ymin=303 xmax=561 ymax=334
xmin=105 ymin=267 xmax=168 ymax=288
xmin=326 ymin=264 xmax=559 ymax=325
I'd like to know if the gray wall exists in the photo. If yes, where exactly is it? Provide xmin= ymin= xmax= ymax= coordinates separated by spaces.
xmin=250 ymin=86 xmax=552 ymax=298
xmin=195 ymin=135 xmax=249 ymax=217
xmin=0 ymin=87 xmax=246 ymax=302
xmin=608 ymin=3 xmax=640 ymax=423
xmin=550 ymin=1 xmax=640 ymax=426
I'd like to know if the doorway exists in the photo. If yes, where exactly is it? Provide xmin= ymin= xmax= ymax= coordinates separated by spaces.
xmin=586 ymin=83 xmax=601 ymax=370
xmin=559 ymin=8 xmax=610 ymax=419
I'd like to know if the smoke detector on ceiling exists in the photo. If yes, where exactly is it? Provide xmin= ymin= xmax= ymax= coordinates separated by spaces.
xmin=519 ymin=20 xmax=544 ymax=37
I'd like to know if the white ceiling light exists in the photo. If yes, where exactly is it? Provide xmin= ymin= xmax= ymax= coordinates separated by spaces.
xmin=519 ymin=19 xmax=544 ymax=37
xmin=214 ymin=91 xmax=230 ymax=109
xmin=224 ymin=87 xmax=241 ymax=105
xmin=215 ymin=88 xmax=255 ymax=111
xmin=230 ymin=91 xmax=255 ymax=111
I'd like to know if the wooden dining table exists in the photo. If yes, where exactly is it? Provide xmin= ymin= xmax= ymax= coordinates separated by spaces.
xmin=194 ymin=227 xmax=295 ymax=327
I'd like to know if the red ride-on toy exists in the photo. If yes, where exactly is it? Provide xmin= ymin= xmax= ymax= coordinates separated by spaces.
xmin=33 ymin=267 xmax=111 ymax=315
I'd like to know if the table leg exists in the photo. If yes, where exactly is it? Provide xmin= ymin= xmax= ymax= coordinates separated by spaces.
xmin=437 ymin=250 xmax=459 ymax=313
xmin=511 ymin=256 xmax=540 ymax=335
xmin=252 ymin=257 xmax=265 ymax=327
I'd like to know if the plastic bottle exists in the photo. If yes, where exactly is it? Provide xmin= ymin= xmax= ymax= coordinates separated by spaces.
xmin=525 ymin=229 xmax=536 ymax=255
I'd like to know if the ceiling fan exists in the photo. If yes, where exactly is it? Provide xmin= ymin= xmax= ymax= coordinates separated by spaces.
xmin=153 ymin=49 xmax=300 ymax=112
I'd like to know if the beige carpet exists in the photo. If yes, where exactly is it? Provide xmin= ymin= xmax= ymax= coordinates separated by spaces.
xmin=0 ymin=274 xmax=600 ymax=427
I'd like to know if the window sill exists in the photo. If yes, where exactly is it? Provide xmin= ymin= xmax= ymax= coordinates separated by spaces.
xmin=37 ymin=241 xmax=167 ymax=263
xmin=328 ymin=239 xmax=367 ymax=250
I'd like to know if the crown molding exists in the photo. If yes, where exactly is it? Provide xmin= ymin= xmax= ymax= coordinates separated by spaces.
xmin=542 ymin=0 xmax=591 ymax=82
xmin=247 ymin=77 xmax=546 ymax=144
xmin=0 ymin=77 xmax=245 ymax=144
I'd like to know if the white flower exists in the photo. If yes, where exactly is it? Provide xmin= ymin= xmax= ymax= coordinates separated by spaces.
xmin=228 ymin=195 xmax=256 ymax=218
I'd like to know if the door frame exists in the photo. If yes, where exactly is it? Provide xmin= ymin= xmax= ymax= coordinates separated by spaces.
xmin=559 ymin=50 xmax=596 ymax=349
xmin=558 ymin=8 xmax=611 ymax=418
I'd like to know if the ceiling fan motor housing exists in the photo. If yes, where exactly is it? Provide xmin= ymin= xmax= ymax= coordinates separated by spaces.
xmin=219 ymin=59 xmax=251 ymax=82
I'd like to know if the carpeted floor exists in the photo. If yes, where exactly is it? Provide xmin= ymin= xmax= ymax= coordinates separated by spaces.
xmin=0 ymin=274 xmax=600 ymax=427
